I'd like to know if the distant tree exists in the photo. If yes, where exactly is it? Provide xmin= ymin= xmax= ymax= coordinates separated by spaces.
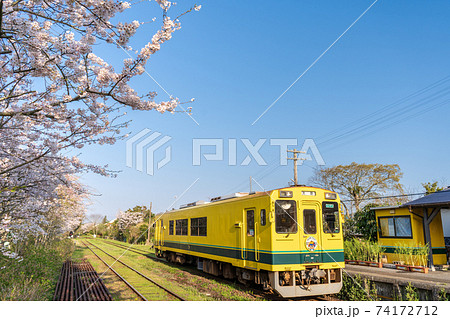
xmin=101 ymin=216 xmax=108 ymax=224
xmin=422 ymin=181 xmax=444 ymax=195
xmin=117 ymin=209 xmax=143 ymax=232
xmin=310 ymin=162 xmax=403 ymax=213
xmin=86 ymin=214 xmax=103 ymax=236
xmin=343 ymin=204 xmax=379 ymax=241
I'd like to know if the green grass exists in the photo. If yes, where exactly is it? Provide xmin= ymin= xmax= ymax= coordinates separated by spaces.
xmin=0 ymin=239 xmax=75 ymax=301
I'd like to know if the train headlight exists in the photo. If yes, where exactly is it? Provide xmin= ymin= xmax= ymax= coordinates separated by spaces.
xmin=279 ymin=190 xmax=293 ymax=198
xmin=325 ymin=192 xmax=337 ymax=200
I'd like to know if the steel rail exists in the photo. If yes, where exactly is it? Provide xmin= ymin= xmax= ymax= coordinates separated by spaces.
xmin=101 ymin=240 xmax=169 ymax=264
xmin=81 ymin=241 xmax=148 ymax=301
xmin=101 ymin=239 xmax=153 ymax=255
xmin=84 ymin=240 xmax=186 ymax=301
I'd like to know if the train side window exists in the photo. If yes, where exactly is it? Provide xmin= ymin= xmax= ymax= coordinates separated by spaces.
xmin=260 ymin=209 xmax=266 ymax=226
xmin=176 ymin=219 xmax=188 ymax=235
xmin=275 ymin=200 xmax=297 ymax=233
xmin=169 ymin=220 xmax=174 ymax=235
xmin=191 ymin=218 xmax=198 ymax=236
xmin=303 ymin=209 xmax=316 ymax=234
xmin=198 ymin=217 xmax=207 ymax=236
xmin=247 ymin=210 xmax=255 ymax=236
xmin=191 ymin=217 xmax=207 ymax=236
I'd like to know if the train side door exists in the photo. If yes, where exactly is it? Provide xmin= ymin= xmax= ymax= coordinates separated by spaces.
xmin=243 ymin=208 xmax=258 ymax=269
xmin=159 ymin=219 xmax=164 ymax=246
xmin=301 ymin=201 xmax=323 ymax=264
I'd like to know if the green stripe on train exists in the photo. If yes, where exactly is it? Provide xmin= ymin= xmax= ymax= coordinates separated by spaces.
xmin=382 ymin=246 xmax=447 ymax=255
xmin=161 ymin=241 xmax=344 ymax=265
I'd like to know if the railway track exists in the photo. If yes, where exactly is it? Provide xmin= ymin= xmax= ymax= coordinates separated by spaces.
xmin=101 ymin=240 xmax=155 ymax=257
xmin=81 ymin=240 xmax=186 ymax=301
xmin=98 ymin=239 xmax=340 ymax=301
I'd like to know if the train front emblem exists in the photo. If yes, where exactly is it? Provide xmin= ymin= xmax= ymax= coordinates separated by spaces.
xmin=306 ymin=236 xmax=318 ymax=252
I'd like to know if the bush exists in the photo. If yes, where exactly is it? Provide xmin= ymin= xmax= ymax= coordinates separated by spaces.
xmin=344 ymin=238 xmax=385 ymax=262
xmin=0 ymin=239 xmax=74 ymax=300
xmin=344 ymin=204 xmax=378 ymax=241
xmin=337 ymin=273 xmax=379 ymax=301
xmin=394 ymin=243 xmax=428 ymax=266
xmin=404 ymin=282 xmax=419 ymax=301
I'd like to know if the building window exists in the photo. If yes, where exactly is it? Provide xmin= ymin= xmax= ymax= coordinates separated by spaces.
xmin=247 ymin=210 xmax=255 ymax=236
xmin=378 ymin=216 xmax=412 ymax=238
xmin=191 ymin=217 xmax=207 ymax=236
xmin=275 ymin=200 xmax=297 ymax=233
xmin=303 ymin=209 xmax=316 ymax=234
xmin=322 ymin=202 xmax=340 ymax=233
xmin=175 ymin=219 xmax=188 ymax=236
xmin=260 ymin=209 xmax=266 ymax=226
xmin=169 ymin=220 xmax=174 ymax=235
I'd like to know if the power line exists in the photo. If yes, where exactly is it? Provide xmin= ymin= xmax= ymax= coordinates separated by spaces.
xmin=322 ymin=98 xmax=450 ymax=152
xmin=246 ymin=74 xmax=450 ymax=190
xmin=315 ymin=75 xmax=450 ymax=142
xmin=318 ymin=84 xmax=450 ymax=146
xmin=341 ymin=192 xmax=426 ymax=202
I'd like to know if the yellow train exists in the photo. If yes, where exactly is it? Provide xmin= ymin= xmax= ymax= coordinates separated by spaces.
xmin=154 ymin=186 xmax=344 ymax=298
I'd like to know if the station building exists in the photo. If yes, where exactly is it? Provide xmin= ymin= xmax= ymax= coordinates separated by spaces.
xmin=372 ymin=188 xmax=450 ymax=267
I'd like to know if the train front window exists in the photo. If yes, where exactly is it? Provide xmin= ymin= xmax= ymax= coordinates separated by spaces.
xmin=275 ymin=200 xmax=297 ymax=233
xmin=322 ymin=202 xmax=340 ymax=233
xmin=303 ymin=209 xmax=316 ymax=234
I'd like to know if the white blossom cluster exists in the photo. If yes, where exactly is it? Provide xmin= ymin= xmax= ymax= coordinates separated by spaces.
xmin=117 ymin=210 xmax=144 ymax=231
xmin=0 ymin=246 xmax=23 ymax=261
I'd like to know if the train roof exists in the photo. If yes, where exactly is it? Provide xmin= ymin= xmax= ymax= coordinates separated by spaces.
xmin=156 ymin=185 xmax=337 ymax=216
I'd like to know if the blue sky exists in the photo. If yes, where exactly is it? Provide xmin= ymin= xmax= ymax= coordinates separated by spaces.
xmin=79 ymin=0 xmax=450 ymax=219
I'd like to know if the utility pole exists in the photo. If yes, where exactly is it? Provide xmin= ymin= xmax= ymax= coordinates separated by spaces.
xmin=287 ymin=149 xmax=307 ymax=186
xmin=146 ymin=202 xmax=153 ymax=246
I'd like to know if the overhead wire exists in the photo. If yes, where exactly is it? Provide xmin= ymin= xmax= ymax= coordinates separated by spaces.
xmin=225 ymin=74 xmax=450 ymax=193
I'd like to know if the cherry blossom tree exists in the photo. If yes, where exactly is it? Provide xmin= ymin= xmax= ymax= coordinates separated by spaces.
xmin=1 ymin=0 xmax=199 ymax=175
xmin=117 ymin=209 xmax=143 ymax=231
xmin=0 ymin=0 xmax=200 ymax=247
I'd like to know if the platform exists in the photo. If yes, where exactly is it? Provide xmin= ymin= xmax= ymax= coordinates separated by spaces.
xmin=344 ymin=264 xmax=450 ymax=300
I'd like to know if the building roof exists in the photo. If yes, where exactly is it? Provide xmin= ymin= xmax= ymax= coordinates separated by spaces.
xmin=371 ymin=205 xmax=402 ymax=210
xmin=402 ymin=188 xmax=450 ymax=208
